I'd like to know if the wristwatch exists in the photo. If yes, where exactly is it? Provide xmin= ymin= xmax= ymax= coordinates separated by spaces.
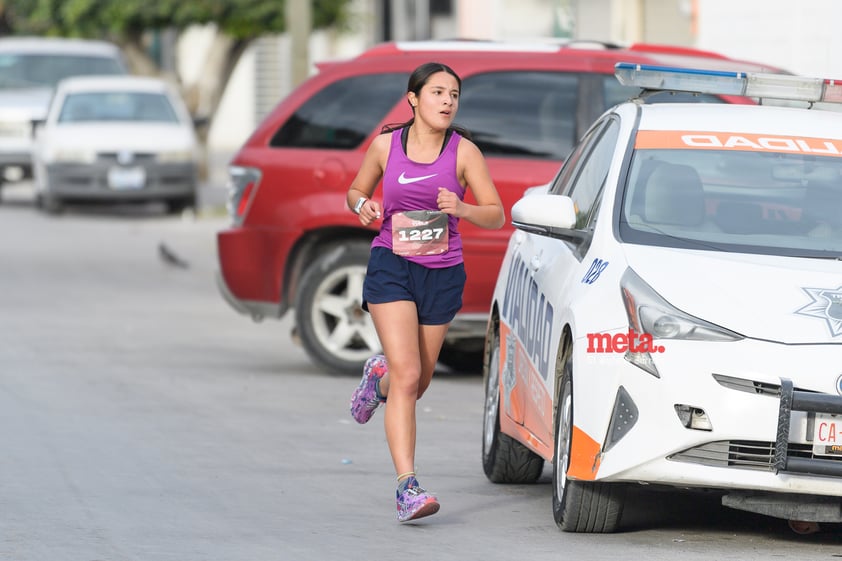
xmin=353 ymin=197 xmax=367 ymax=215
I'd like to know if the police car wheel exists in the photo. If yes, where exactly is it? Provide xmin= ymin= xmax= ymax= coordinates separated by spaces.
xmin=552 ymin=341 xmax=625 ymax=532
xmin=481 ymin=317 xmax=544 ymax=483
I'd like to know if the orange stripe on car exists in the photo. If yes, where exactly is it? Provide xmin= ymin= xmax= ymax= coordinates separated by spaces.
xmin=566 ymin=426 xmax=600 ymax=480
xmin=635 ymin=130 xmax=842 ymax=157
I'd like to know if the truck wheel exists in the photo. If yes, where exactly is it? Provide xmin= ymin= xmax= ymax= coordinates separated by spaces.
xmin=482 ymin=318 xmax=544 ymax=483
xmin=295 ymin=243 xmax=380 ymax=375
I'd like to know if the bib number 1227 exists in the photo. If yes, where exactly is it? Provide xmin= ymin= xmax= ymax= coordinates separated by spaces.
xmin=392 ymin=210 xmax=449 ymax=256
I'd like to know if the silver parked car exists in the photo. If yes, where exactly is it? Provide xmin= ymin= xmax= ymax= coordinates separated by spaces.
xmin=0 ymin=37 xmax=127 ymax=199
xmin=32 ymin=75 xmax=200 ymax=214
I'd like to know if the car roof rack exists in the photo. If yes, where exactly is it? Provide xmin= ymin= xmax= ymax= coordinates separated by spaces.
xmin=615 ymin=62 xmax=842 ymax=105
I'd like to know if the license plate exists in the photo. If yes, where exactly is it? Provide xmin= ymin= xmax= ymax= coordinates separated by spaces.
xmin=811 ymin=413 xmax=842 ymax=456
xmin=107 ymin=166 xmax=146 ymax=190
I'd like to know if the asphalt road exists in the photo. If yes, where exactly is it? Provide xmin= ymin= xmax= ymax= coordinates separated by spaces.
xmin=1 ymin=185 xmax=841 ymax=561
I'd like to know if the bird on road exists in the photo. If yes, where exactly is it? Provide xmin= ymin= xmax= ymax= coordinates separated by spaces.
xmin=158 ymin=242 xmax=190 ymax=269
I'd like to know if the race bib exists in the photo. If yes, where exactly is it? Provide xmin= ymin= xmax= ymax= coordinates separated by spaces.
xmin=392 ymin=210 xmax=449 ymax=256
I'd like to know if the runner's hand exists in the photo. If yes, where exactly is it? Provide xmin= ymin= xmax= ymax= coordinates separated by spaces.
xmin=359 ymin=199 xmax=382 ymax=226
xmin=437 ymin=187 xmax=462 ymax=217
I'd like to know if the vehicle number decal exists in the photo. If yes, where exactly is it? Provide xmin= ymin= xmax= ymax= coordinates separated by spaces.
xmin=582 ymin=258 xmax=608 ymax=285
xmin=392 ymin=210 xmax=448 ymax=256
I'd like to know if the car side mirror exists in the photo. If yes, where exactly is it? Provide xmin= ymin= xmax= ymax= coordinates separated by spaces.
xmin=511 ymin=193 xmax=589 ymax=243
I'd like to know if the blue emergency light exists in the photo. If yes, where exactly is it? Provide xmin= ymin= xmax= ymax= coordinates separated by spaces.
xmin=614 ymin=62 xmax=842 ymax=104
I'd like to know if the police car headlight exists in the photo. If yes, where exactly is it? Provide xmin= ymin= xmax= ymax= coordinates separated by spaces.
xmin=650 ymin=314 xmax=681 ymax=338
xmin=622 ymin=268 xmax=743 ymax=343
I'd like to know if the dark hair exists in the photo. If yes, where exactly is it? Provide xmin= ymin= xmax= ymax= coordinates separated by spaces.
xmin=382 ymin=61 xmax=471 ymax=139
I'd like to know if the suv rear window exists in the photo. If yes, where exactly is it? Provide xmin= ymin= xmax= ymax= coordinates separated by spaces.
xmin=267 ymin=68 xmax=727 ymax=157
xmin=270 ymin=72 xmax=408 ymax=150
xmin=458 ymin=71 xmax=578 ymax=160
xmin=457 ymin=71 xmax=726 ymax=161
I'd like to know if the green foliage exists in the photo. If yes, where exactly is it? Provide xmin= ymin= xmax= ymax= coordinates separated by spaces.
xmin=6 ymin=0 xmax=350 ymax=40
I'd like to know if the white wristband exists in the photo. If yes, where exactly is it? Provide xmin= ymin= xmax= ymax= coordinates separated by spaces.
xmin=353 ymin=197 xmax=367 ymax=215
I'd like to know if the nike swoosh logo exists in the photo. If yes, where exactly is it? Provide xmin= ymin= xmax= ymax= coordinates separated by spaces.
xmin=397 ymin=172 xmax=438 ymax=185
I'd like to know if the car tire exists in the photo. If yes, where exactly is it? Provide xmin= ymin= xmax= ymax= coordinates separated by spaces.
xmin=295 ymin=242 xmax=380 ymax=375
xmin=438 ymin=344 xmax=483 ymax=373
xmin=40 ymin=193 xmax=64 ymax=215
xmin=552 ymin=342 xmax=625 ymax=532
xmin=482 ymin=318 xmax=544 ymax=483
xmin=166 ymin=194 xmax=197 ymax=215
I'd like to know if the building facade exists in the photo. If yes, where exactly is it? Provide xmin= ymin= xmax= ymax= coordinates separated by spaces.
xmin=196 ymin=0 xmax=838 ymax=187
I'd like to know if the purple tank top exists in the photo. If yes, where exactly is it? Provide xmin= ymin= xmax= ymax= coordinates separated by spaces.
xmin=371 ymin=128 xmax=465 ymax=268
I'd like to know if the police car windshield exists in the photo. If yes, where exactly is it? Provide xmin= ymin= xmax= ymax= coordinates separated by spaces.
xmin=619 ymin=139 xmax=842 ymax=258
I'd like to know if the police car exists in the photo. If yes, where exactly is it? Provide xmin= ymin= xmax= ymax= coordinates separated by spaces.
xmin=482 ymin=64 xmax=842 ymax=532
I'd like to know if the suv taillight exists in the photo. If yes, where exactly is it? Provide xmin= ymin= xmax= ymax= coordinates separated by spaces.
xmin=226 ymin=165 xmax=262 ymax=226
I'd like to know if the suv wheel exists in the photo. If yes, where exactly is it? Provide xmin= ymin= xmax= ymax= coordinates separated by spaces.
xmin=295 ymin=243 xmax=380 ymax=375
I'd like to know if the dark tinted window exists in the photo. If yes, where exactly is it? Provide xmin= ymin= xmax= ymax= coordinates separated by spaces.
xmin=458 ymin=71 xmax=578 ymax=160
xmin=548 ymin=122 xmax=604 ymax=196
xmin=565 ymin=118 xmax=620 ymax=229
xmin=270 ymin=72 xmax=408 ymax=150
xmin=549 ymin=117 xmax=620 ymax=227
xmin=0 ymin=54 xmax=125 ymax=89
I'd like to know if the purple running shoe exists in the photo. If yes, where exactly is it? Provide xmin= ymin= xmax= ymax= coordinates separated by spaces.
xmin=396 ymin=477 xmax=440 ymax=522
xmin=350 ymin=354 xmax=387 ymax=424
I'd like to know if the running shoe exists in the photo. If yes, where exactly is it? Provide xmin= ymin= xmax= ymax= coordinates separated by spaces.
xmin=396 ymin=477 xmax=440 ymax=522
xmin=350 ymin=354 xmax=387 ymax=424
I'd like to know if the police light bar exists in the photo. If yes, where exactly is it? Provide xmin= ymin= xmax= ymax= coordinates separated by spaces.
xmin=615 ymin=62 xmax=842 ymax=103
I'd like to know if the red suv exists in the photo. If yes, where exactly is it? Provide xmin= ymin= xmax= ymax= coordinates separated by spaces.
xmin=216 ymin=40 xmax=780 ymax=374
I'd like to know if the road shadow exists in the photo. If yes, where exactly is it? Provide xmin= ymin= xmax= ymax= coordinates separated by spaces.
xmin=620 ymin=485 xmax=842 ymax=541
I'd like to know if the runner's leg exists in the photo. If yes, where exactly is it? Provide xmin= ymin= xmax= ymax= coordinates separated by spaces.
xmin=369 ymin=301 xmax=423 ymax=477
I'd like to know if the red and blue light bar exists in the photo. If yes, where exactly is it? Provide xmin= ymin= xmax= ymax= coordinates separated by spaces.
xmin=615 ymin=62 xmax=842 ymax=103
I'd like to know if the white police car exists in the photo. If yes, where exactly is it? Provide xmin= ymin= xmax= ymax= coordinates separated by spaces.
xmin=482 ymin=64 xmax=842 ymax=532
